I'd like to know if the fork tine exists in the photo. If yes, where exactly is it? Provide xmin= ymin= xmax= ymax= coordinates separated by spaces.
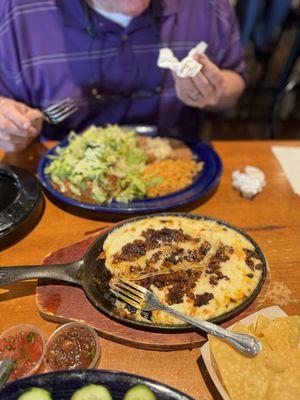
xmin=110 ymin=283 xmax=142 ymax=302
xmin=46 ymin=104 xmax=76 ymax=117
xmin=115 ymin=280 xmax=144 ymax=298
xmin=46 ymin=107 xmax=78 ymax=122
xmin=110 ymin=287 xmax=142 ymax=309
xmin=48 ymin=104 xmax=71 ymax=115
xmin=44 ymin=98 xmax=72 ymax=113
xmin=47 ymin=106 xmax=77 ymax=118
xmin=118 ymin=277 xmax=148 ymax=294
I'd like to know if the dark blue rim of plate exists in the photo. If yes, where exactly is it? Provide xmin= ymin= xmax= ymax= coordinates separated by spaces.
xmin=38 ymin=127 xmax=222 ymax=213
xmin=0 ymin=369 xmax=194 ymax=400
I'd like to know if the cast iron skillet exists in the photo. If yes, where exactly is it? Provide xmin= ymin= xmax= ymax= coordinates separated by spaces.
xmin=0 ymin=213 xmax=267 ymax=331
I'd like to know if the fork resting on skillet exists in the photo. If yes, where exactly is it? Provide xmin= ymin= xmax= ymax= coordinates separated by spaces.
xmin=110 ymin=277 xmax=261 ymax=357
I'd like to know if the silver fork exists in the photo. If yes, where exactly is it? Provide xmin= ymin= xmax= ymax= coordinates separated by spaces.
xmin=110 ymin=278 xmax=261 ymax=356
xmin=42 ymin=98 xmax=77 ymax=124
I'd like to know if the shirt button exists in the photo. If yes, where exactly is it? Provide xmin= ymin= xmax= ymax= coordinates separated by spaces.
xmin=121 ymin=34 xmax=129 ymax=42
xmin=156 ymin=86 xmax=162 ymax=94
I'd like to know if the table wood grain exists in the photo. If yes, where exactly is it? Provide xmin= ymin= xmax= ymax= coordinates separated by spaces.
xmin=0 ymin=140 xmax=299 ymax=400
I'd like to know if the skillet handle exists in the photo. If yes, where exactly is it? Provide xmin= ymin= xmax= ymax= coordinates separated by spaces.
xmin=0 ymin=260 xmax=83 ymax=287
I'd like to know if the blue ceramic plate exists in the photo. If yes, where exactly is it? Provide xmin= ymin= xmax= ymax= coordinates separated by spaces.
xmin=38 ymin=126 xmax=222 ymax=214
xmin=0 ymin=369 xmax=194 ymax=400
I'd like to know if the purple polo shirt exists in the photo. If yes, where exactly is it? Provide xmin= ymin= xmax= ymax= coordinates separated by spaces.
xmin=0 ymin=0 xmax=246 ymax=141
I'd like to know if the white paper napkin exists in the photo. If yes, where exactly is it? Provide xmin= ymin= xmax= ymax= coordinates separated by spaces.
xmin=232 ymin=166 xmax=266 ymax=199
xmin=271 ymin=146 xmax=300 ymax=196
xmin=157 ymin=41 xmax=208 ymax=78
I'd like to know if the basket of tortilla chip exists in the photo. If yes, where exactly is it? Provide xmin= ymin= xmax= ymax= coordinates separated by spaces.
xmin=201 ymin=306 xmax=300 ymax=400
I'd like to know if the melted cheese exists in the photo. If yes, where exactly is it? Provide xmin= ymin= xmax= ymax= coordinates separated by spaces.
xmin=104 ymin=216 xmax=265 ymax=325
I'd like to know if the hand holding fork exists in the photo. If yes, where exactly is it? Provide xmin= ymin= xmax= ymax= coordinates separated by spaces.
xmin=0 ymin=97 xmax=77 ymax=152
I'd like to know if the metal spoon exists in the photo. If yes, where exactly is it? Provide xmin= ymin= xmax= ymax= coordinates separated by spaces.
xmin=0 ymin=358 xmax=14 ymax=389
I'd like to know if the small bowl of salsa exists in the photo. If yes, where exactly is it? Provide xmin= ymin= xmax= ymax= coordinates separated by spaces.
xmin=44 ymin=322 xmax=100 ymax=372
xmin=0 ymin=324 xmax=45 ymax=381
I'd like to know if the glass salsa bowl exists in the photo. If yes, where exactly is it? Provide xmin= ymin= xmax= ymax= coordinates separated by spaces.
xmin=44 ymin=322 xmax=100 ymax=372
xmin=0 ymin=324 xmax=45 ymax=381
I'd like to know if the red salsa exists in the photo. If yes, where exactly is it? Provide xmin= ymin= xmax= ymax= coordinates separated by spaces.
xmin=45 ymin=326 xmax=97 ymax=370
xmin=0 ymin=330 xmax=43 ymax=379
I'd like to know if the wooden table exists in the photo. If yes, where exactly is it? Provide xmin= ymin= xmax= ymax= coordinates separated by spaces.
xmin=0 ymin=140 xmax=299 ymax=399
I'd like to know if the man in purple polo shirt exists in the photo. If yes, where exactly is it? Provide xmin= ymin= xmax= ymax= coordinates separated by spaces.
xmin=0 ymin=0 xmax=246 ymax=152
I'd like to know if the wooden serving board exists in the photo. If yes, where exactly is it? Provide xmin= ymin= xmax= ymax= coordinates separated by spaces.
xmin=36 ymin=230 xmax=271 ymax=351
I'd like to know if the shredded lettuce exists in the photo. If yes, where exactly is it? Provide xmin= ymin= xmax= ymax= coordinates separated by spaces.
xmin=45 ymin=125 xmax=149 ymax=203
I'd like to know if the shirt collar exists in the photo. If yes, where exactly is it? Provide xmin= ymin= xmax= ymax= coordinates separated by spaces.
xmin=57 ymin=0 xmax=180 ymax=31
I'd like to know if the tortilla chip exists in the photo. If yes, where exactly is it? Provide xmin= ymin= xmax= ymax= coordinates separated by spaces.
xmin=231 ymin=322 xmax=249 ymax=334
xmin=254 ymin=315 xmax=273 ymax=337
xmin=263 ymin=367 xmax=300 ymax=400
xmin=261 ymin=319 xmax=292 ymax=350
xmin=288 ymin=348 xmax=300 ymax=369
xmin=275 ymin=316 xmax=300 ymax=348
xmin=207 ymin=314 xmax=300 ymax=400
xmin=208 ymin=330 xmax=272 ymax=400
xmin=263 ymin=349 xmax=292 ymax=372
xmin=247 ymin=322 xmax=255 ymax=334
